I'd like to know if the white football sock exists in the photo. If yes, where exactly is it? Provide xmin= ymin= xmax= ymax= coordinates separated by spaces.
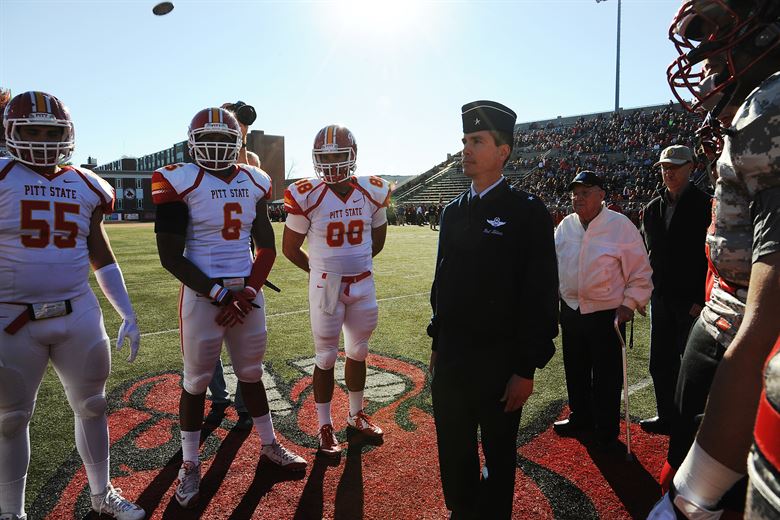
xmin=180 ymin=430 xmax=201 ymax=464
xmin=348 ymin=390 xmax=364 ymax=417
xmin=0 ymin=476 xmax=26 ymax=517
xmin=83 ymin=458 xmax=110 ymax=495
xmin=253 ymin=413 xmax=277 ymax=445
xmin=316 ymin=402 xmax=332 ymax=428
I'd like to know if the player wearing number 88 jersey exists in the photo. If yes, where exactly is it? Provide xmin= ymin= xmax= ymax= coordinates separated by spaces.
xmin=153 ymin=108 xmax=306 ymax=508
xmin=283 ymin=125 xmax=390 ymax=458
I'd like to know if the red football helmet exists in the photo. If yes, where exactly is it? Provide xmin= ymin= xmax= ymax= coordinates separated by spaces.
xmin=667 ymin=0 xmax=780 ymax=114
xmin=3 ymin=91 xmax=75 ymax=167
xmin=312 ymin=125 xmax=357 ymax=184
xmin=187 ymin=108 xmax=242 ymax=171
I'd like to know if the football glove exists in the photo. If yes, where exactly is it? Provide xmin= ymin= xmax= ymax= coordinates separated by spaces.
xmin=116 ymin=315 xmax=141 ymax=363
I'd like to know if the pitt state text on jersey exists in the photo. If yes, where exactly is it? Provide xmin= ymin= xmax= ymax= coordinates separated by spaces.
xmin=0 ymin=159 xmax=114 ymax=302
xmin=284 ymin=176 xmax=390 ymax=275
xmin=151 ymin=162 xmax=272 ymax=279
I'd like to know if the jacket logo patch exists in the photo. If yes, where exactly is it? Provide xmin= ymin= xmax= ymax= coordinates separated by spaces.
xmin=486 ymin=217 xmax=507 ymax=228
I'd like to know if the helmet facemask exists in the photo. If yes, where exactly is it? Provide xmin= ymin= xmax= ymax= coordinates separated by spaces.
xmin=5 ymin=116 xmax=74 ymax=167
xmin=188 ymin=126 xmax=242 ymax=171
xmin=312 ymin=147 xmax=356 ymax=184
xmin=667 ymin=0 xmax=780 ymax=115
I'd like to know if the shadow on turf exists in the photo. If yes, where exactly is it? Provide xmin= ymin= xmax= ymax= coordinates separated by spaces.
xmin=120 ymin=423 xmax=300 ymax=519
xmin=293 ymin=431 xmax=383 ymax=520
xmin=585 ymin=437 xmax=661 ymax=519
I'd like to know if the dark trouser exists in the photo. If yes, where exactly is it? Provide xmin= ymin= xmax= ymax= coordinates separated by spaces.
xmin=667 ymin=317 xmax=726 ymax=467
xmin=432 ymin=359 xmax=522 ymax=520
xmin=649 ymin=294 xmax=696 ymax=421
xmin=559 ymin=302 xmax=624 ymax=441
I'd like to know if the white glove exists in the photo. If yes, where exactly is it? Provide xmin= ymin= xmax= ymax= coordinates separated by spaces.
xmin=116 ymin=315 xmax=141 ymax=363
xmin=94 ymin=263 xmax=140 ymax=363
xmin=647 ymin=492 xmax=723 ymax=520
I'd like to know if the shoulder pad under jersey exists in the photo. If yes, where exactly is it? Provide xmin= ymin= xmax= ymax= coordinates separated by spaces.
xmin=152 ymin=162 xmax=200 ymax=204
xmin=354 ymin=175 xmax=391 ymax=208
xmin=237 ymin=164 xmax=273 ymax=200
xmin=66 ymin=166 xmax=115 ymax=213
xmin=730 ymin=72 xmax=780 ymax=198
xmin=284 ymin=177 xmax=327 ymax=216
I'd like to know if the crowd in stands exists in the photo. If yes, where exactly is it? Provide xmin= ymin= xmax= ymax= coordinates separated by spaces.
xmin=511 ymin=105 xmax=708 ymax=225
xmin=270 ymin=104 xmax=707 ymax=230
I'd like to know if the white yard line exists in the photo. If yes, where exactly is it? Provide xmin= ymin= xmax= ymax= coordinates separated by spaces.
xmin=628 ymin=376 xmax=652 ymax=395
xmin=136 ymin=291 xmax=429 ymax=339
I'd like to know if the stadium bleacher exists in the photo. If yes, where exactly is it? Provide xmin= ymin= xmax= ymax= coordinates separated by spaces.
xmin=392 ymin=102 xmax=707 ymax=224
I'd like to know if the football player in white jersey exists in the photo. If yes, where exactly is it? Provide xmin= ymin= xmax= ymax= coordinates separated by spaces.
xmin=153 ymin=108 xmax=306 ymax=509
xmin=0 ymin=92 xmax=144 ymax=520
xmin=282 ymin=125 xmax=390 ymax=457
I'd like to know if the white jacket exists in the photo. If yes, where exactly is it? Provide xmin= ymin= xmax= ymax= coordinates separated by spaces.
xmin=555 ymin=205 xmax=653 ymax=314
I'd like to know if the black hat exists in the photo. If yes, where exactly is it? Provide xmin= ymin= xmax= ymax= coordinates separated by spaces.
xmin=461 ymin=100 xmax=517 ymax=134
xmin=567 ymin=170 xmax=604 ymax=190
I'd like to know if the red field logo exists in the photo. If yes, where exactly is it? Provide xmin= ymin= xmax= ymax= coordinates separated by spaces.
xmin=31 ymin=353 xmax=667 ymax=519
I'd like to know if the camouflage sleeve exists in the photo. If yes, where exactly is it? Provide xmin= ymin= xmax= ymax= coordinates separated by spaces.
xmin=752 ymin=185 xmax=780 ymax=264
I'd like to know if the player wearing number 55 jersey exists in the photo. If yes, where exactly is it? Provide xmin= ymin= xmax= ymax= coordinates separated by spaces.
xmin=283 ymin=125 xmax=390 ymax=457
xmin=153 ymin=108 xmax=306 ymax=509
xmin=0 ymin=92 xmax=143 ymax=520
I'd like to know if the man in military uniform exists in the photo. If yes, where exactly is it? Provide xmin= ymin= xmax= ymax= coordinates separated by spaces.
xmin=649 ymin=1 xmax=780 ymax=518
xmin=428 ymin=100 xmax=559 ymax=519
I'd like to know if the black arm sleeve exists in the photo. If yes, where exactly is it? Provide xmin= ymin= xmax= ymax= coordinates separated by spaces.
xmin=154 ymin=201 xmax=188 ymax=236
xmin=513 ymin=200 xmax=560 ymax=379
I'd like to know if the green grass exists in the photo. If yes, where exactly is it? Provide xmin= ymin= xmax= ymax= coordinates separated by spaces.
xmin=26 ymin=222 xmax=657 ymax=502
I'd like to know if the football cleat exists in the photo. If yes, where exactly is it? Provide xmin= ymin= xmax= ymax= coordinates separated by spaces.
xmin=174 ymin=461 xmax=201 ymax=508
xmin=261 ymin=441 xmax=307 ymax=471
xmin=0 ymin=514 xmax=27 ymax=520
xmin=317 ymin=424 xmax=342 ymax=458
xmin=347 ymin=410 xmax=384 ymax=441
xmin=90 ymin=484 xmax=145 ymax=520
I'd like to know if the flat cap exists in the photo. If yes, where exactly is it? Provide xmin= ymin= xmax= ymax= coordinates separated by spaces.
xmin=462 ymin=100 xmax=516 ymax=134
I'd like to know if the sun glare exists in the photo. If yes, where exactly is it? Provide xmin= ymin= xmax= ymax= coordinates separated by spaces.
xmin=327 ymin=0 xmax=429 ymax=39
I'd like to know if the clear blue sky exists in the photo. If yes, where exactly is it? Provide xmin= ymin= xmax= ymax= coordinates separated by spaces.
xmin=1 ymin=0 xmax=683 ymax=179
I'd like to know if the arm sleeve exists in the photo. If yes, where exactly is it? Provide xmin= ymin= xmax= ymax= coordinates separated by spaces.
xmin=154 ymin=201 xmax=188 ymax=236
xmin=751 ymin=185 xmax=780 ymax=264
xmin=513 ymin=200 xmax=559 ymax=378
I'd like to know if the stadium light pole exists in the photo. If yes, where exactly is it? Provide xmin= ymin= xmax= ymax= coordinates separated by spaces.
xmin=596 ymin=0 xmax=621 ymax=112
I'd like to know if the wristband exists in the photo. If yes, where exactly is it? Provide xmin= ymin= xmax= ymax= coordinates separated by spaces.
xmin=209 ymin=284 xmax=229 ymax=303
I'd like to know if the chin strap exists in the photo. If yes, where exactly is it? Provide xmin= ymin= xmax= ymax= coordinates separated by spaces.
xmin=246 ymin=248 xmax=276 ymax=294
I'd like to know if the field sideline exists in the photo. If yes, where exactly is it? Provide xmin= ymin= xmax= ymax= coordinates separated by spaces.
xmin=26 ymin=222 xmax=657 ymax=507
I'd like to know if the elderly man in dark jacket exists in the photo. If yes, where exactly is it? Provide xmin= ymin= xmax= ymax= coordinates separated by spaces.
xmin=640 ymin=145 xmax=712 ymax=434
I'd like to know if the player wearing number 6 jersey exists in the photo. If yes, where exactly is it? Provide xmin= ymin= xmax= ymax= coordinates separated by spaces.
xmin=283 ymin=125 xmax=390 ymax=457
xmin=0 ymin=91 xmax=144 ymax=520
xmin=153 ymin=108 xmax=306 ymax=509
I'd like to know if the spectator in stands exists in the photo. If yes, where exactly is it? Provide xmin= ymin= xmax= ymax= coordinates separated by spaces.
xmin=553 ymin=171 xmax=652 ymax=449
xmin=429 ymin=100 xmax=559 ymax=519
xmin=205 ymin=100 xmax=262 ymax=431
xmin=0 ymin=88 xmax=9 ymax=157
xmin=639 ymin=145 xmax=711 ymax=435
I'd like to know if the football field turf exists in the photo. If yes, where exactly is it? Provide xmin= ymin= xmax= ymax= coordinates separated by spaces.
xmin=26 ymin=222 xmax=660 ymax=517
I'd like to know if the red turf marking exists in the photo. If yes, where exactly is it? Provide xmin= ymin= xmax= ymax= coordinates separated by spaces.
xmin=134 ymin=417 xmax=175 ymax=450
xmin=42 ymin=354 xmax=671 ymax=519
